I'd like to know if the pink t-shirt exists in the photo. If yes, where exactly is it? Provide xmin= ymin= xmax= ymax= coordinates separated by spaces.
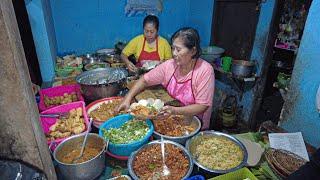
xmin=144 ymin=58 xmax=215 ymax=130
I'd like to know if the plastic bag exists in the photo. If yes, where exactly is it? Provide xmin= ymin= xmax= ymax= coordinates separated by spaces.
xmin=0 ymin=158 xmax=47 ymax=180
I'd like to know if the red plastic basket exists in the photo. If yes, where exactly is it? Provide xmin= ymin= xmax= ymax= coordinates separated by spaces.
xmin=38 ymin=84 xmax=84 ymax=112
xmin=40 ymin=101 xmax=89 ymax=151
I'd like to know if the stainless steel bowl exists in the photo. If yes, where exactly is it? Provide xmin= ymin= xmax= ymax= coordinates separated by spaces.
xmin=153 ymin=116 xmax=201 ymax=145
xmin=128 ymin=140 xmax=194 ymax=180
xmin=76 ymin=68 xmax=128 ymax=102
xmin=185 ymin=131 xmax=248 ymax=174
xmin=53 ymin=133 xmax=107 ymax=180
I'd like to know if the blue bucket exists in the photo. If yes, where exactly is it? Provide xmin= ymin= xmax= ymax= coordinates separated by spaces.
xmin=98 ymin=114 xmax=154 ymax=156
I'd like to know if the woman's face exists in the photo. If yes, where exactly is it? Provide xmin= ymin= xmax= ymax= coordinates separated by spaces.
xmin=172 ymin=37 xmax=196 ymax=66
xmin=143 ymin=23 xmax=158 ymax=43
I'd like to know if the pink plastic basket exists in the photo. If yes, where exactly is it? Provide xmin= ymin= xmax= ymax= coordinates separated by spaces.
xmin=38 ymin=84 xmax=84 ymax=112
xmin=40 ymin=101 xmax=89 ymax=151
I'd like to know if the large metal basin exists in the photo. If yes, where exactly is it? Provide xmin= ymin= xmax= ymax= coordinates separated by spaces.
xmin=128 ymin=140 xmax=194 ymax=180
xmin=153 ymin=116 xmax=201 ymax=145
xmin=186 ymin=131 xmax=248 ymax=175
xmin=76 ymin=68 xmax=128 ymax=102
xmin=53 ymin=133 xmax=107 ymax=180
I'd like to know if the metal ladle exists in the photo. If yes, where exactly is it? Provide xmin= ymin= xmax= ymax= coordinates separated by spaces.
xmin=72 ymin=118 xmax=93 ymax=163
xmin=160 ymin=136 xmax=170 ymax=176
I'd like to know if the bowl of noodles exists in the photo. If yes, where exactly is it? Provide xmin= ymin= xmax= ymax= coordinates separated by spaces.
xmin=186 ymin=131 xmax=248 ymax=174
xmin=128 ymin=140 xmax=193 ymax=180
xmin=152 ymin=115 xmax=201 ymax=145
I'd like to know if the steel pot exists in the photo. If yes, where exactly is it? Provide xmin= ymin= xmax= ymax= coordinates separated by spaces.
xmin=231 ymin=60 xmax=256 ymax=77
xmin=76 ymin=68 xmax=128 ymax=102
xmin=53 ymin=133 xmax=108 ymax=180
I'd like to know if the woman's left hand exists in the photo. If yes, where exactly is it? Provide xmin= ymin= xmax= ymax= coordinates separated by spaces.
xmin=159 ymin=105 xmax=177 ymax=117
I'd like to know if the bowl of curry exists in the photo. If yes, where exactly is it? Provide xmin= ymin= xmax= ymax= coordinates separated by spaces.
xmin=53 ymin=133 xmax=107 ymax=180
xmin=186 ymin=131 xmax=248 ymax=174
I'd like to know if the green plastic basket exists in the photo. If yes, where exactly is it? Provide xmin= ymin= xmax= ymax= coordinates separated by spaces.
xmin=209 ymin=168 xmax=258 ymax=180
xmin=55 ymin=64 xmax=83 ymax=77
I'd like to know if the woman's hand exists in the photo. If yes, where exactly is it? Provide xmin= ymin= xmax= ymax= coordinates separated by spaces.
xmin=116 ymin=98 xmax=131 ymax=113
xmin=125 ymin=61 xmax=138 ymax=73
xmin=159 ymin=106 xmax=177 ymax=117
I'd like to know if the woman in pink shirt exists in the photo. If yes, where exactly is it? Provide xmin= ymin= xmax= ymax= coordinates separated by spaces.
xmin=118 ymin=27 xmax=215 ymax=130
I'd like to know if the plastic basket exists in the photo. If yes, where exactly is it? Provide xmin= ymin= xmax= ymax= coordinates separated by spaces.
xmin=38 ymin=84 xmax=84 ymax=112
xmin=55 ymin=64 xmax=83 ymax=77
xmin=40 ymin=101 xmax=90 ymax=151
xmin=99 ymin=114 xmax=154 ymax=156
xmin=185 ymin=175 xmax=205 ymax=180
xmin=209 ymin=167 xmax=258 ymax=180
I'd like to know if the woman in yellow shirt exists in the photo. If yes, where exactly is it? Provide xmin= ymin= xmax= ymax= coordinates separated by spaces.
xmin=121 ymin=15 xmax=172 ymax=72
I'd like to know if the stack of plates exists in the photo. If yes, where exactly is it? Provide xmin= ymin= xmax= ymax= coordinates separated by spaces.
xmin=265 ymin=148 xmax=307 ymax=178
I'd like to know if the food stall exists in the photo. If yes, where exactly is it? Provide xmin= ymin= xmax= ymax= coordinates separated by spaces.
xmin=35 ymin=47 xmax=314 ymax=179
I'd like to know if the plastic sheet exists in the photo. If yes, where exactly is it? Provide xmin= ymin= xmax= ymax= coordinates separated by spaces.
xmin=0 ymin=158 xmax=47 ymax=180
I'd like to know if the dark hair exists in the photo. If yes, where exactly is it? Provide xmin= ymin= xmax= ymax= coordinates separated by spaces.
xmin=171 ymin=27 xmax=201 ymax=59
xmin=143 ymin=15 xmax=159 ymax=30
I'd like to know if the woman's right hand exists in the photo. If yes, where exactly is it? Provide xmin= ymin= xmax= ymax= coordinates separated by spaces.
xmin=116 ymin=98 xmax=131 ymax=113
xmin=125 ymin=61 xmax=138 ymax=73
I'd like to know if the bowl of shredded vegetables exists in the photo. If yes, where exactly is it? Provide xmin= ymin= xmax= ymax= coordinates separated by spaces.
xmin=99 ymin=114 xmax=154 ymax=156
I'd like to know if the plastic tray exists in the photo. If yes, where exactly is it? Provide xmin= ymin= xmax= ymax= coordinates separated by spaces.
xmin=99 ymin=114 xmax=154 ymax=156
xmin=38 ymin=84 xmax=84 ymax=112
xmin=40 ymin=101 xmax=90 ymax=151
xmin=209 ymin=167 xmax=258 ymax=180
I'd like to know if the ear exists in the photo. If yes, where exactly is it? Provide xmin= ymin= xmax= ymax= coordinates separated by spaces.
xmin=191 ymin=47 xmax=197 ymax=56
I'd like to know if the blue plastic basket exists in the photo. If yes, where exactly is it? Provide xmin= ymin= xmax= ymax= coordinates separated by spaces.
xmin=185 ymin=175 xmax=205 ymax=180
xmin=98 ymin=114 xmax=154 ymax=156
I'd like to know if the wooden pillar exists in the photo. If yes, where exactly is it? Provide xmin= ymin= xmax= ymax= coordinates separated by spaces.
xmin=0 ymin=1 xmax=56 ymax=179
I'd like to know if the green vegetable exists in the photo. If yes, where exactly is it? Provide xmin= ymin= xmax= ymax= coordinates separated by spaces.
xmin=251 ymin=162 xmax=280 ymax=180
xmin=102 ymin=119 xmax=149 ymax=144
xmin=148 ymin=163 xmax=156 ymax=170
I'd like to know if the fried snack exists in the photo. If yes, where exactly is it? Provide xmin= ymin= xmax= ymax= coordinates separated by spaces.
xmin=46 ymin=107 xmax=85 ymax=140
xmin=152 ymin=115 xmax=196 ymax=136
xmin=89 ymin=99 xmax=122 ymax=122
xmin=44 ymin=92 xmax=78 ymax=107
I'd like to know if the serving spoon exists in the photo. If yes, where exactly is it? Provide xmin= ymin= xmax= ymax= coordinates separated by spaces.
xmin=160 ymin=136 xmax=170 ymax=176
xmin=72 ymin=118 xmax=93 ymax=163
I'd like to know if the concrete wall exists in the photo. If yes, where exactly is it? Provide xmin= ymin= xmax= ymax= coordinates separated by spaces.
xmin=50 ymin=0 xmax=205 ymax=55
xmin=241 ymin=0 xmax=276 ymax=121
xmin=25 ymin=0 xmax=56 ymax=82
xmin=280 ymin=0 xmax=320 ymax=148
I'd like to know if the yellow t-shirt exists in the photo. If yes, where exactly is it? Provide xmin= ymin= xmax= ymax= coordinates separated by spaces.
xmin=122 ymin=34 xmax=172 ymax=62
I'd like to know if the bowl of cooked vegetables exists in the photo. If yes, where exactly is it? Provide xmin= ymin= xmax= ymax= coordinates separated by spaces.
xmin=99 ymin=114 xmax=154 ymax=156
xmin=186 ymin=131 xmax=248 ymax=174
xmin=152 ymin=115 xmax=201 ymax=145
xmin=128 ymin=140 xmax=193 ymax=180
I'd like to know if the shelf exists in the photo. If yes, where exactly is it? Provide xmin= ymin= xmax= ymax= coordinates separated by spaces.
xmin=212 ymin=64 xmax=258 ymax=99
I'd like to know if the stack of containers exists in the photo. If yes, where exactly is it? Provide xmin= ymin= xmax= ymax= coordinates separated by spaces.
xmin=38 ymin=84 xmax=88 ymax=151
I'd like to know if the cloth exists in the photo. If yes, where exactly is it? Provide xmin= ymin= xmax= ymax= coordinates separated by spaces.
xmin=136 ymin=37 xmax=161 ymax=67
xmin=144 ymin=59 xmax=215 ymax=130
xmin=125 ymin=0 xmax=163 ymax=17
xmin=122 ymin=35 xmax=172 ymax=63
